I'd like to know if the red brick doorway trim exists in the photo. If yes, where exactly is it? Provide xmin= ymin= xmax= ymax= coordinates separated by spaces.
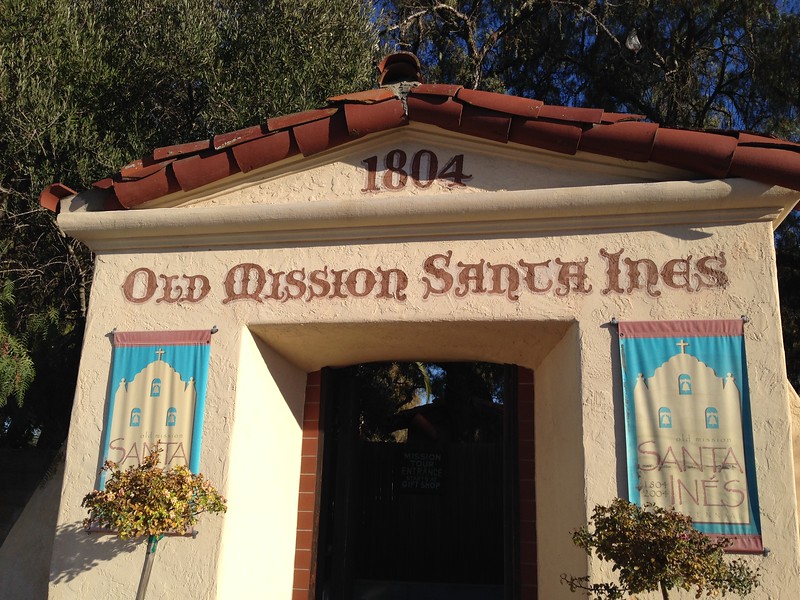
xmin=291 ymin=371 xmax=322 ymax=600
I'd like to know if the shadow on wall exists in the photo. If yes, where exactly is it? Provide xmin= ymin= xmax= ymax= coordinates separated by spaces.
xmin=50 ymin=523 xmax=139 ymax=584
xmin=603 ymin=320 xmax=629 ymax=498
xmin=0 ymin=453 xmax=64 ymax=600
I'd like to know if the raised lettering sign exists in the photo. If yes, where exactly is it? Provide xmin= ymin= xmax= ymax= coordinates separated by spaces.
xmin=121 ymin=248 xmax=730 ymax=305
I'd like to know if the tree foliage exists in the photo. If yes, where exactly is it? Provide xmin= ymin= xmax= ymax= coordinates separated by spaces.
xmin=563 ymin=498 xmax=760 ymax=600
xmin=0 ymin=280 xmax=35 ymax=408
xmin=378 ymin=0 xmax=800 ymax=133
xmin=0 ymin=0 xmax=378 ymax=448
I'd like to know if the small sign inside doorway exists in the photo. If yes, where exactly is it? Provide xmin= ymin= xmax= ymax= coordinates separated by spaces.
xmin=396 ymin=449 xmax=445 ymax=493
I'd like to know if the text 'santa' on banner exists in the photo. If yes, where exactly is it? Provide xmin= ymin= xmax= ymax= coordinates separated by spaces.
xmin=100 ymin=330 xmax=212 ymax=485
xmin=619 ymin=320 xmax=762 ymax=553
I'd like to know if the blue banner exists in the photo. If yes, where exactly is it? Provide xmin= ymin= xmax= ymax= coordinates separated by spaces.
xmin=100 ymin=330 xmax=211 ymax=481
xmin=619 ymin=320 xmax=762 ymax=553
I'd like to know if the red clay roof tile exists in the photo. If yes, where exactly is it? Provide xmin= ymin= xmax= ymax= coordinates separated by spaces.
xmin=327 ymin=88 xmax=397 ymax=104
xmin=459 ymin=105 xmax=512 ymax=143
xmin=378 ymin=52 xmax=422 ymax=85
xmin=92 ymin=178 xmax=114 ymax=190
xmin=172 ymin=150 xmax=240 ymax=192
xmin=730 ymin=145 xmax=800 ymax=191
xmin=152 ymin=140 xmax=211 ymax=161
xmin=267 ymin=107 xmax=338 ymax=133
xmin=119 ymin=159 xmax=173 ymax=180
xmin=509 ymin=118 xmax=583 ymax=155
xmin=38 ymin=183 xmax=76 ymax=212
xmin=231 ymin=130 xmax=298 ymax=173
xmin=213 ymin=125 xmax=269 ymax=150
xmin=410 ymin=83 xmax=463 ymax=97
xmin=738 ymin=132 xmax=780 ymax=144
xmin=343 ymin=99 xmax=407 ymax=136
xmin=456 ymin=88 xmax=543 ymax=119
xmin=293 ymin=111 xmax=351 ymax=156
xmin=738 ymin=131 xmax=800 ymax=151
xmin=407 ymin=94 xmax=463 ymax=129
xmin=102 ymin=189 xmax=125 ymax=211
xmin=377 ymin=51 xmax=420 ymax=71
xmin=578 ymin=121 xmax=659 ymax=162
xmin=537 ymin=105 xmax=604 ymax=123
xmin=114 ymin=166 xmax=181 ymax=208
xmin=651 ymin=128 xmax=738 ymax=178
xmin=600 ymin=112 xmax=646 ymax=124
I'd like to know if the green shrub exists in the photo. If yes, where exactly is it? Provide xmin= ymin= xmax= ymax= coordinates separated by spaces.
xmin=562 ymin=498 xmax=759 ymax=600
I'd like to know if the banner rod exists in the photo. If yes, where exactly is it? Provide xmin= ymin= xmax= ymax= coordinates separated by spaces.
xmin=107 ymin=327 xmax=217 ymax=335
xmin=608 ymin=316 xmax=749 ymax=326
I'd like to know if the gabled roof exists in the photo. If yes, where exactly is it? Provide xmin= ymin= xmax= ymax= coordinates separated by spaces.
xmin=40 ymin=53 xmax=800 ymax=213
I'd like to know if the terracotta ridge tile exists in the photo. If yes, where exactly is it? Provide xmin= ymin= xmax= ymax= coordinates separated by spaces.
xmin=736 ymin=131 xmax=779 ymax=142
xmin=736 ymin=133 xmax=800 ymax=150
xmin=102 ymin=189 xmax=125 ymax=211
xmin=120 ymin=156 xmax=170 ymax=174
xmin=697 ymin=128 xmax=741 ymax=138
xmin=378 ymin=52 xmax=422 ymax=85
xmin=600 ymin=112 xmax=646 ymax=124
xmin=739 ymin=141 xmax=800 ymax=152
xmin=730 ymin=144 xmax=800 ymax=190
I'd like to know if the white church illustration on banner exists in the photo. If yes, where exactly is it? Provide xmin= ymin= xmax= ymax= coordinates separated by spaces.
xmin=634 ymin=339 xmax=750 ymax=526
xmin=108 ymin=348 xmax=197 ymax=469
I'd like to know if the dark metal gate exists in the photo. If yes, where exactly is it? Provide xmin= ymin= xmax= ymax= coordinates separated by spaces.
xmin=315 ymin=362 xmax=517 ymax=600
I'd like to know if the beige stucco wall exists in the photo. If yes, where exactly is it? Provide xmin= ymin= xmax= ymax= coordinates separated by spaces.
xmin=43 ymin=128 xmax=800 ymax=598
xmin=216 ymin=331 xmax=306 ymax=598
xmin=533 ymin=323 xmax=586 ymax=596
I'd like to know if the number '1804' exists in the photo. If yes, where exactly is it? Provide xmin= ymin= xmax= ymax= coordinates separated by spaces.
xmin=361 ymin=149 xmax=471 ymax=192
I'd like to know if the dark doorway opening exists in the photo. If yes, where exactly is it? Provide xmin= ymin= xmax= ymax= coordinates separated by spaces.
xmin=315 ymin=362 xmax=522 ymax=600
